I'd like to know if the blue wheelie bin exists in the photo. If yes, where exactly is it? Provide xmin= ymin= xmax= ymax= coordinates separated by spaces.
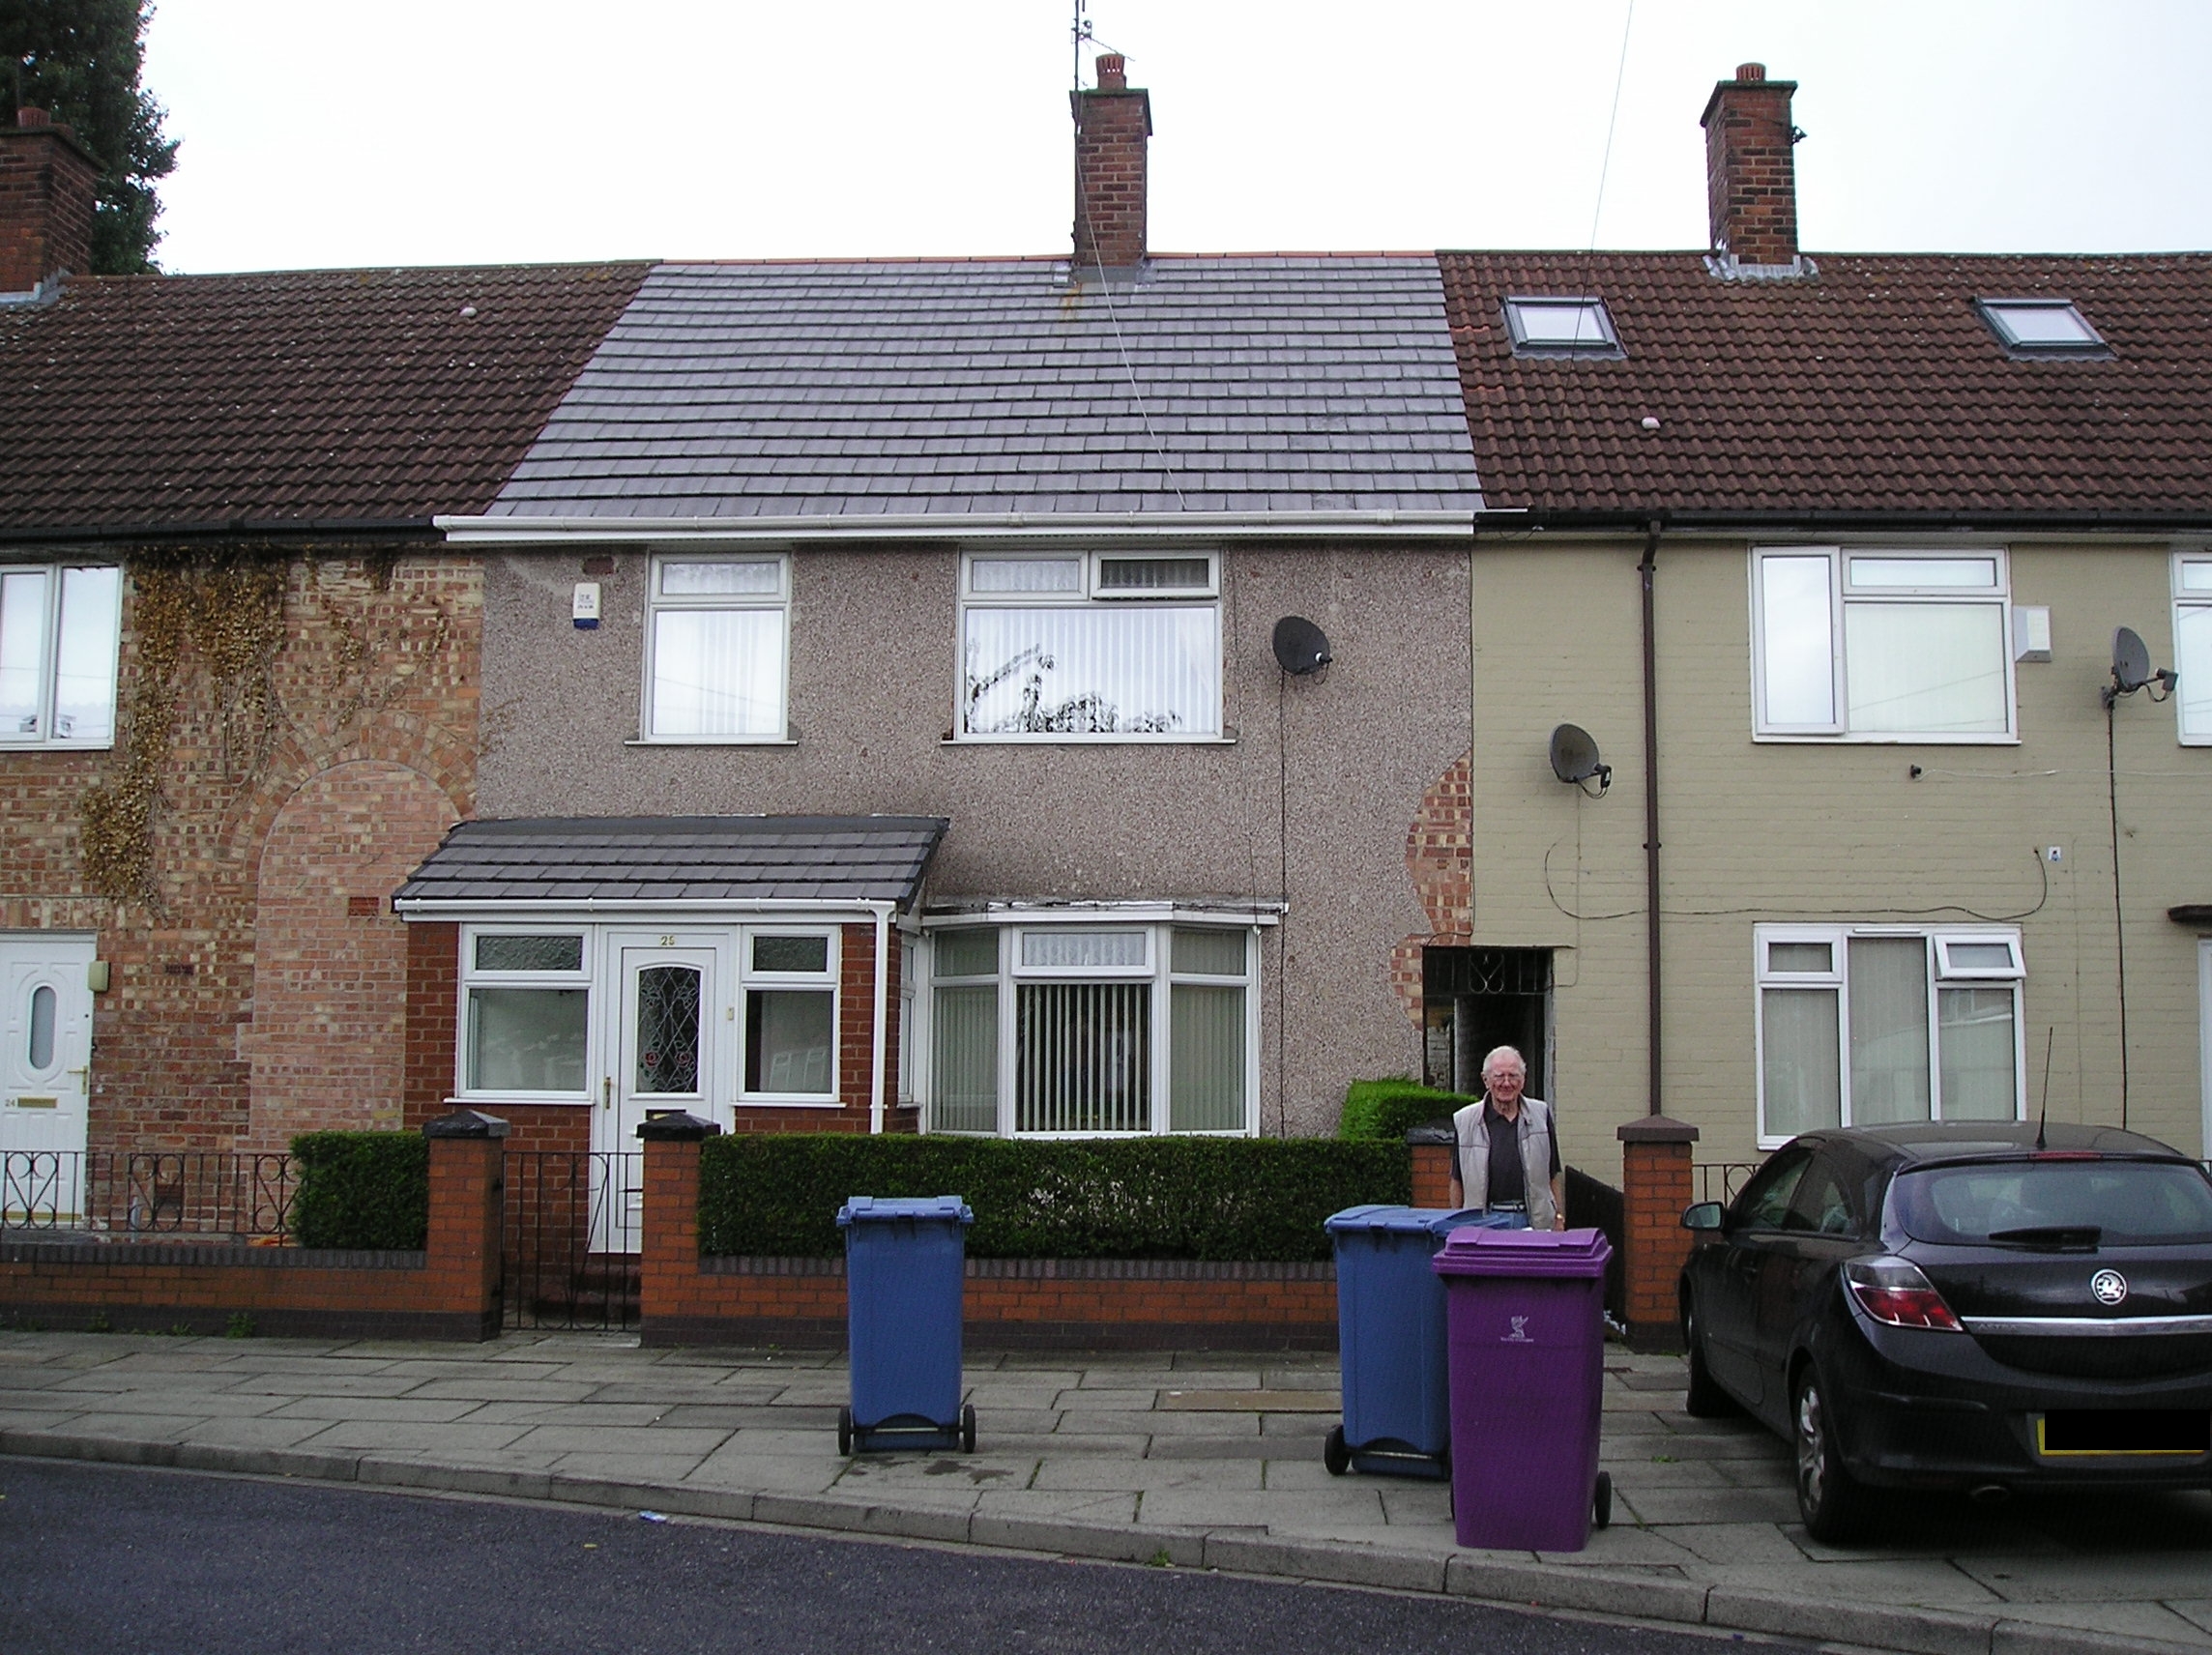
xmin=1322 ymin=1205 xmax=1521 ymax=1479
xmin=835 ymin=1195 xmax=976 ymax=1455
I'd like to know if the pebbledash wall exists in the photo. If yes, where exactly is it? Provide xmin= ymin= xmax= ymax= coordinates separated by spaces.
xmin=473 ymin=540 xmax=1473 ymax=1139
xmin=0 ymin=550 xmax=480 ymax=1151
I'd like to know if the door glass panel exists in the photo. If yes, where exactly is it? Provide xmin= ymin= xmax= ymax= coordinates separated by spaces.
xmin=744 ymin=989 xmax=832 ymax=1095
xmin=635 ymin=966 xmax=702 ymax=1093
xmin=27 ymin=984 xmax=56 ymax=1070
xmin=1016 ymin=981 xmax=1150 ymax=1133
xmin=1848 ymin=937 xmax=1933 ymax=1124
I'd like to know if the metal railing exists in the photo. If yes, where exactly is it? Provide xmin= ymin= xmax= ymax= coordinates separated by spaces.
xmin=1693 ymin=1161 xmax=1761 ymax=1207
xmin=502 ymin=1150 xmax=640 ymax=1331
xmin=1 ymin=1150 xmax=294 ymax=1238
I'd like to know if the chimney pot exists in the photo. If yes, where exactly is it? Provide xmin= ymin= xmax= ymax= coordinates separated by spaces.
xmin=1095 ymin=54 xmax=1126 ymax=90
xmin=1702 ymin=63 xmax=1801 ymax=271
xmin=16 ymin=106 xmax=52 ymax=128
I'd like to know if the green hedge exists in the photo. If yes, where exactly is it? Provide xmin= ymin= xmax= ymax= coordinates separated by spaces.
xmin=1338 ymin=1079 xmax=1471 ymax=1143
xmin=698 ymin=1135 xmax=1411 ymax=1263
xmin=289 ymin=1132 xmax=429 ymax=1250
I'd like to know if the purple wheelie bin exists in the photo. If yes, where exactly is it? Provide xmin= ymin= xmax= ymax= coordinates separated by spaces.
xmin=1432 ymin=1226 xmax=1614 ymax=1552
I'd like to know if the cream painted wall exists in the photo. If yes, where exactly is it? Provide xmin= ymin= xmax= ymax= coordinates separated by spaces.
xmin=1472 ymin=535 xmax=2212 ymax=1181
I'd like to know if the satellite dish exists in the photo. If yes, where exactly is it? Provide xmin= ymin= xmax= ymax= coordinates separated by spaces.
xmin=1272 ymin=617 xmax=1332 ymax=677
xmin=2112 ymin=626 xmax=2152 ymax=694
xmin=1549 ymin=723 xmax=1612 ymax=789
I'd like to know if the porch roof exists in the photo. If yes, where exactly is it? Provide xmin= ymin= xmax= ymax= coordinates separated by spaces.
xmin=393 ymin=814 xmax=947 ymax=909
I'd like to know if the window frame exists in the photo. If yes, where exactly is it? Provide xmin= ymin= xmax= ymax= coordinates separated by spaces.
xmin=2173 ymin=553 xmax=2212 ymax=745
xmin=737 ymin=927 xmax=840 ymax=1106
xmin=919 ymin=919 xmax=1259 ymax=1137
xmin=0 ymin=561 xmax=123 ymax=750
xmin=1753 ymin=923 xmax=2027 ymax=1149
xmin=638 ymin=551 xmax=792 ymax=745
xmin=1750 ymin=546 xmax=2018 ymax=743
xmin=955 ymin=550 xmax=1224 ymax=743
xmin=1973 ymin=298 xmax=2112 ymax=360
xmin=455 ymin=925 xmax=596 ymax=1103
xmin=1501 ymin=296 xmax=1625 ymax=359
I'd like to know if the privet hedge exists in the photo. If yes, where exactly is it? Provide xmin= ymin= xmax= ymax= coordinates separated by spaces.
xmin=697 ymin=1136 xmax=1411 ymax=1263
xmin=289 ymin=1132 xmax=429 ymax=1250
xmin=1338 ymin=1080 xmax=1471 ymax=1144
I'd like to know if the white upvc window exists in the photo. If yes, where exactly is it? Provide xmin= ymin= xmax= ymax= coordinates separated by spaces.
xmin=1751 ymin=548 xmax=2015 ymax=742
xmin=925 ymin=921 xmax=1256 ymax=1135
xmin=1754 ymin=924 xmax=2026 ymax=1148
xmin=2173 ymin=554 xmax=2212 ymax=744
xmin=958 ymin=552 xmax=1221 ymax=740
xmin=0 ymin=563 xmax=121 ymax=748
xmin=459 ymin=929 xmax=593 ymax=1098
xmin=740 ymin=930 xmax=838 ymax=1101
xmin=641 ymin=553 xmax=790 ymax=741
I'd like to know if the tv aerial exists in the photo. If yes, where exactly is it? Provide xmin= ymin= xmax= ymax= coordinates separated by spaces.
xmin=1549 ymin=723 xmax=1612 ymax=796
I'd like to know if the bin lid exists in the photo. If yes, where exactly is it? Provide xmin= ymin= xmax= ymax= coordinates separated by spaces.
xmin=1324 ymin=1205 xmax=1521 ymax=1238
xmin=835 ymin=1195 xmax=975 ymax=1228
xmin=1431 ymin=1226 xmax=1612 ymax=1279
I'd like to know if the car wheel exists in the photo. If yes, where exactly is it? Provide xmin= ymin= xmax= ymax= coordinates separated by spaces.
xmin=1681 ymin=1297 xmax=1735 ymax=1418
xmin=1793 ymin=1366 xmax=1873 ymax=1543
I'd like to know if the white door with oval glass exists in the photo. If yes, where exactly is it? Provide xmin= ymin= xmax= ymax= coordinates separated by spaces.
xmin=1 ymin=937 xmax=96 ymax=1185
xmin=596 ymin=937 xmax=725 ymax=1251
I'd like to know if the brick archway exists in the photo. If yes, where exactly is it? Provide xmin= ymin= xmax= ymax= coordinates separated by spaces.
xmin=246 ymin=762 xmax=459 ymax=1148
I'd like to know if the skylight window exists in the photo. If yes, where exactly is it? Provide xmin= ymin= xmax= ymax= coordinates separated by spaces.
xmin=1975 ymin=298 xmax=2110 ymax=358
xmin=1503 ymin=297 xmax=1623 ymax=358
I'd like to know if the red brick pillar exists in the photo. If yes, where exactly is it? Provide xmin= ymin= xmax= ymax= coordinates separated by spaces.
xmin=638 ymin=1111 xmax=720 ymax=1343
xmin=1617 ymin=1116 xmax=1700 ymax=1352
xmin=422 ymin=1108 xmax=509 ymax=1340
xmin=1407 ymin=1124 xmax=1456 ymax=1208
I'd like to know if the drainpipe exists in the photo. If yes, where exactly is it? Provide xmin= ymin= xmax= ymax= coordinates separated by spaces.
xmin=1638 ymin=522 xmax=1665 ymax=1117
xmin=869 ymin=903 xmax=892 ymax=1134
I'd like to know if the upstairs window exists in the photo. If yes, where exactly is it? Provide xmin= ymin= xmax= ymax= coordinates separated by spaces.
xmin=642 ymin=554 xmax=789 ymax=741
xmin=1502 ymin=297 xmax=1623 ymax=357
xmin=1752 ymin=548 xmax=2014 ymax=741
xmin=1975 ymin=299 xmax=2110 ymax=359
xmin=2175 ymin=555 xmax=2212 ymax=744
xmin=959 ymin=553 xmax=1220 ymax=740
xmin=0 ymin=564 xmax=121 ymax=748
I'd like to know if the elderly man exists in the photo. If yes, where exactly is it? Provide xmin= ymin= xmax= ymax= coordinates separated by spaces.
xmin=1446 ymin=1046 xmax=1565 ymax=1230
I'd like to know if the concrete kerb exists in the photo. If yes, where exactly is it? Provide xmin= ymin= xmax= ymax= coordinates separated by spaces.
xmin=3 ymin=1428 xmax=2205 ymax=1655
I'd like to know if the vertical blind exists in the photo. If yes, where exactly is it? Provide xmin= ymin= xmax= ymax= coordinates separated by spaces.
xmin=1015 ymin=982 xmax=1150 ymax=1133
xmin=651 ymin=609 xmax=783 ymax=738
xmin=964 ymin=608 xmax=1217 ymax=736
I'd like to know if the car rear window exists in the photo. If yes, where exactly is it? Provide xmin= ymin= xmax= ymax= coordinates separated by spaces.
xmin=1892 ymin=1160 xmax=2212 ymax=1247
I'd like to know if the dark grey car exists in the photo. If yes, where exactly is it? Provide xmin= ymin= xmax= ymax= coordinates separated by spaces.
xmin=1677 ymin=1121 xmax=2212 ymax=1540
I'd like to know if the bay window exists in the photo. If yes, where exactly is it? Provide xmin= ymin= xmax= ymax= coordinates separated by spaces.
xmin=959 ymin=553 xmax=1220 ymax=739
xmin=642 ymin=554 xmax=789 ymax=740
xmin=1752 ymin=548 xmax=2014 ymax=740
xmin=926 ymin=921 xmax=1255 ymax=1135
xmin=1755 ymin=925 xmax=2024 ymax=1147
xmin=0 ymin=563 xmax=121 ymax=747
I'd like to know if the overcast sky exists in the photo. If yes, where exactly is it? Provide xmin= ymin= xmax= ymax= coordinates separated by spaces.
xmin=140 ymin=0 xmax=2212 ymax=275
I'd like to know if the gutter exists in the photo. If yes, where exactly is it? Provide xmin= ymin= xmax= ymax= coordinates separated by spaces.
xmin=1473 ymin=507 xmax=2212 ymax=537
xmin=432 ymin=508 xmax=1480 ymax=544
xmin=0 ymin=517 xmax=439 ymax=546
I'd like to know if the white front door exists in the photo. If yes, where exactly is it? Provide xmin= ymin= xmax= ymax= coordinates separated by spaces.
xmin=594 ymin=936 xmax=724 ymax=1251
xmin=1 ymin=936 xmax=97 ymax=1220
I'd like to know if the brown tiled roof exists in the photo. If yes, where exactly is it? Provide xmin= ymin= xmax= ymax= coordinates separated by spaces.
xmin=1441 ymin=251 xmax=2212 ymax=520
xmin=0 ymin=263 xmax=650 ymax=535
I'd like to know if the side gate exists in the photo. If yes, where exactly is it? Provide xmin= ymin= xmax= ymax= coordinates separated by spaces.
xmin=500 ymin=1150 xmax=642 ymax=1332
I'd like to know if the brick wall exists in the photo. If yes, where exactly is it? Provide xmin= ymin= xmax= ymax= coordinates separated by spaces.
xmin=1617 ymin=1118 xmax=1698 ymax=1351
xmin=1390 ymin=748 xmax=1472 ymax=1028
xmin=0 ymin=551 xmax=480 ymax=1153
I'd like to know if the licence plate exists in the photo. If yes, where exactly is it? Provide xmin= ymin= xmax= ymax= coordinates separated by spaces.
xmin=2036 ymin=1410 xmax=2211 ymax=1457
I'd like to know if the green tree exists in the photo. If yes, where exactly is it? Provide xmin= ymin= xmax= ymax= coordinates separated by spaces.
xmin=3 ymin=0 xmax=178 ymax=274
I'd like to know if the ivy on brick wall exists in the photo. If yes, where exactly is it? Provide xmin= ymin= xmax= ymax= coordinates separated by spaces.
xmin=698 ymin=1135 xmax=1412 ymax=1263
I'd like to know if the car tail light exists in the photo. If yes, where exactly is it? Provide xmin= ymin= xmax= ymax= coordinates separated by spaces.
xmin=1845 ymin=1257 xmax=1964 ymax=1332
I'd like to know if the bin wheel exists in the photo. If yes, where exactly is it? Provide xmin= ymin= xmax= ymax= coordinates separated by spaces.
xmin=1323 ymin=1424 xmax=1351 ymax=1476
xmin=837 ymin=1406 xmax=853 ymax=1457
xmin=1593 ymin=1470 xmax=1612 ymax=1530
xmin=961 ymin=1403 xmax=977 ymax=1455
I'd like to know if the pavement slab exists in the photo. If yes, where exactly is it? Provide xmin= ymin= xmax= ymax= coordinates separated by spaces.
xmin=4 ymin=1325 xmax=2207 ymax=1655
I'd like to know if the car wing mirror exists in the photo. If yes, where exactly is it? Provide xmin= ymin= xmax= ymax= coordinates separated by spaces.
xmin=1680 ymin=1201 xmax=1727 ymax=1233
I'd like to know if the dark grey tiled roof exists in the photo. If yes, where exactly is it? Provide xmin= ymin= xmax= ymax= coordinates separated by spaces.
xmin=484 ymin=257 xmax=1482 ymax=519
xmin=393 ymin=816 xmax=947 ymax=907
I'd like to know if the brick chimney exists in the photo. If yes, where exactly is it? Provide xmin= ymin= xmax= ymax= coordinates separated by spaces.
xmin=1701 ymin=64 xmax=1800 ymax=271
xmin=1070 ymin=53 xmax=1150 ymax=273
xmin=1 ymin=108 xmax=99 ymax=300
